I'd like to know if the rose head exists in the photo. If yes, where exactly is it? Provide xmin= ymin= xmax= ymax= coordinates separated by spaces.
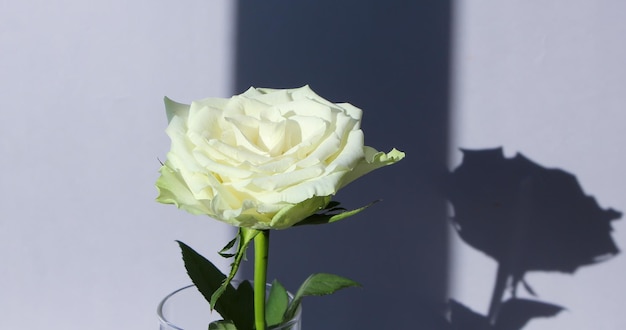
xmin=156 ymin=86 xmax=404 ymax=229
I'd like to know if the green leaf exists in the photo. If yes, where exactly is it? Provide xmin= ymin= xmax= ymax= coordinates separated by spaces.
xmin=265 ymin=280 xmax=289 ymax=327
xmin=294 ymin=200 xmax=379 ymax=226
xmin=218 ymin=236 xmax=238 ymax=258
xmin=208 ymin=320 xmax=238 ymax=330
xmin=179 ymin=240 xmax=256 ymax=330
xmin=284 ymin=273 xmax=361 ymax=320
xmin=177 ymin=241 xmax=238 ymax=321
xmin=232 ymin=280 xmax=255 ymax=330
xmin=211 ymin=228 xmax=261 ymax=309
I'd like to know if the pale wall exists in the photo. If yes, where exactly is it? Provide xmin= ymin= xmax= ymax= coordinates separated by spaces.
xmin=0 ymin=1 xmax=235 ymax=329
xmin=4 ymin=0 xmax=624 ymax=329
xmin=451 ymin=1 xmax=626 ymax=329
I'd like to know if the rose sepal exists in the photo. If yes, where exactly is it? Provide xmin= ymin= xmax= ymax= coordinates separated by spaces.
xmin=211 ymin=228 xmax=261 ymax=309
xmin=294 ymin=200 xmax=380 ymax=226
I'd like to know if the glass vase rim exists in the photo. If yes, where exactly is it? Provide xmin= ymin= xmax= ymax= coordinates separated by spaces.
xmin=157 ymin=282 xmax=302 ymax=330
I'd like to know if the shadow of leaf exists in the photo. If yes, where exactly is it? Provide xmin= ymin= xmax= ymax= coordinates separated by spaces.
xmin=448 ymin=298 xmax=563 ymax=330
xmin=495 ymin=298 xmax=564 ymax=330
xmin=449 ymin=300 xmax=491 ymax=330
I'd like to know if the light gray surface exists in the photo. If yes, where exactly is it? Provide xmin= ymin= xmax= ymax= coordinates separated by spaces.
xmin=1 ymin=1 xmax=235 ymax=329
xmin=451 ymin=1 xmax=626 ymax=329
xmin=3 ymin=0 xmax=625 ymax=329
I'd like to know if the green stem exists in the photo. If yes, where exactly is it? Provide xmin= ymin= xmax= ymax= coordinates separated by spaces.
xmin=254 ymin=230 xmax=270 ymax=330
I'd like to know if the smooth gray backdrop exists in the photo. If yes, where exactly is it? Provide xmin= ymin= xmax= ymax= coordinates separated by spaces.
xmin=451 ymin=1 xmax=626 ymax=329
xmin=235 ymin=2 xmax=451 ymax=329
xmin=4 ymin=0 xmax=626 ymax=329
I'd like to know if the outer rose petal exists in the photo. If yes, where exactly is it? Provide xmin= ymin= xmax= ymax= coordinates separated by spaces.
xmin=156 ymin=161 xmax=212 ymax=216
xmin=164 ymin=97 xmax=190 ymax=123
xmin=339 ymin=147 xmax=406 ymax=189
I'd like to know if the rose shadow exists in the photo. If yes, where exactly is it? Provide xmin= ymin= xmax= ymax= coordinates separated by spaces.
xmin=446 ymin=148 xmax=621 ymax=329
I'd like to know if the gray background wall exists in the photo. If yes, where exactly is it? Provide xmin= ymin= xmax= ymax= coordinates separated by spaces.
xmin=1 ymin=0 xmax=625 ymax=329
xmin=451 ymin=1 xmax=626 ymax=329
xmin=234 ymin=1 xmax=451 ymax=329
xmin=0 ymin=1 xmax=236 ymax=329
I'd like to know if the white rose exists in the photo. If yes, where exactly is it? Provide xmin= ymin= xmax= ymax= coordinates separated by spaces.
xmin=156 ymin=86 xmax=404 ymax=229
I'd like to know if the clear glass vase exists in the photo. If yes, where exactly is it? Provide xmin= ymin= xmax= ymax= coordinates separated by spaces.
xmin=157 ymin=283 xmax=302 ymax=330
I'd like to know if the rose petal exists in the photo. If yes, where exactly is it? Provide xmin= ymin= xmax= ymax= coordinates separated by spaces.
xmin=339 ymin=147 xmax=406 ymax=189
